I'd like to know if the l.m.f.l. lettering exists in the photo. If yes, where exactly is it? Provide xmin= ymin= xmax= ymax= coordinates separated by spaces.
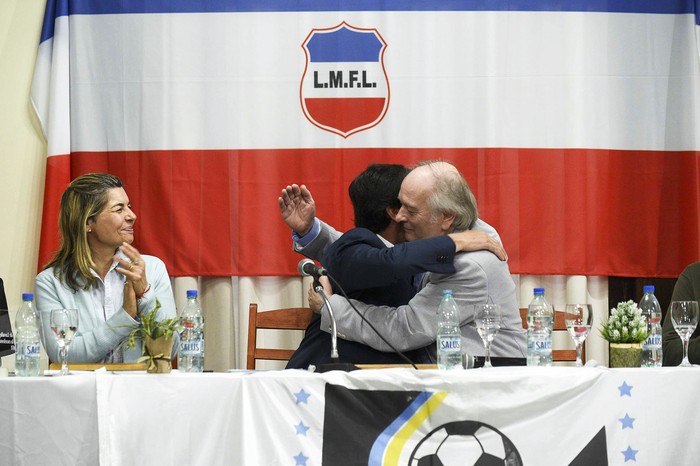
xmin=313 ymin=70 xmax=377 ymax=89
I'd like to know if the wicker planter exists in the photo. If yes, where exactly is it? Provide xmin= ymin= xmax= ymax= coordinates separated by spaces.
xmin=609 ymin=343 xmax=642 ymax=368
xmin=144 ymin=335 xmax=175 ymax=373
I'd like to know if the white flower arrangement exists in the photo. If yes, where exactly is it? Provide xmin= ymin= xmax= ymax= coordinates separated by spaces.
xmin=599 ymin=300 xmax=648 ymax=343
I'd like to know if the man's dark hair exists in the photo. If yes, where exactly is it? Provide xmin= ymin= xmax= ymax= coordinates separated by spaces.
xmin=348 ymin=164 xmax=410 ymax=233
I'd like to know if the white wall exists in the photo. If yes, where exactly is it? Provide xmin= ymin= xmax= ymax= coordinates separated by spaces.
xmin=0 ymin=0 xmax=47 ymax=369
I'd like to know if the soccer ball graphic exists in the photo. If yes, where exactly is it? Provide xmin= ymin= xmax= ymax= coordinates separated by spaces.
xmin=409 ymin=420 xmax=523 ymax=466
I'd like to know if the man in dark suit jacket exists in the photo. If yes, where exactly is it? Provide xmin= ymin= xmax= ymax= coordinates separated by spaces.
xmin=285 ymin=164 xmax=506 ymax=369
xmin=663 ymin=262 xmax=700 ymax=365
xmin=313 ymin=162 xmax=526 ymax=359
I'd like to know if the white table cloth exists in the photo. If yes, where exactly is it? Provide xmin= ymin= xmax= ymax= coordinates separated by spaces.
xmin=1 ymin=367 xmax=697 ymax=465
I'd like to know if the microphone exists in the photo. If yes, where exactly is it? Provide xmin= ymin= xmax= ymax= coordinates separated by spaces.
xmin=297 ymin=259 xmax=348 ymax=372
xmin=297 ymin=259 xmax=327 ymax=278
xmin=297 ymin=259 xmax=357 ymax=373
xmin=296 ymin=258 xmax=418 ymax=371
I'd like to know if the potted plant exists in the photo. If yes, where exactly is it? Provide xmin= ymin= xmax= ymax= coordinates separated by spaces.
xmin=599 ymin=300 xmax=648 ymax=368
xmin=123 ymin=300 xmax=182 ymax=373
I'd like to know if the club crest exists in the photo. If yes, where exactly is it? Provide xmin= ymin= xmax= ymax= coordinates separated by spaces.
xmin=300 ymin=22 xmax=389 ymax=138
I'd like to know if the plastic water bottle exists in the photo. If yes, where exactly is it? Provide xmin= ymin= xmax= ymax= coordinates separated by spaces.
xmin=436 ymin=290 xmax=462 ymax=370
xmin=526 ymin=287 xmax=553 ymax=367
xmin=639 ymin=285 xmax=662 ymax=367
xmin=14 ymin=293 xmax=41 ymax=376
xmin=178 ymin=290 xmax=204 ymax=372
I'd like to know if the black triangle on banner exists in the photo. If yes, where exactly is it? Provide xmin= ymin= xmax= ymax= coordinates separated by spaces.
xmin=322 ymin=384 xmax=422 ymax=465
xmin=568 ymin=426 xmax=608 ymax=466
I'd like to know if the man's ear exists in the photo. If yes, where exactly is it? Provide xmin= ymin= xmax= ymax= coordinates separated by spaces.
xmin=440 ymin=212 xmax=456 ymax=232
xmin=386 ymin=206 xmax=400 ymax=221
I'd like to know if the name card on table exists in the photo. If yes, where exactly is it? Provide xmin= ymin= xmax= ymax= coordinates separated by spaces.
xmin=0 ymin=310 xmax=14 ymax=357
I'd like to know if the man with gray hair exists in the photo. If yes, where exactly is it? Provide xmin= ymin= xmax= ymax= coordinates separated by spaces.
xmin=311 ymin=160 xmax=526 ymax=360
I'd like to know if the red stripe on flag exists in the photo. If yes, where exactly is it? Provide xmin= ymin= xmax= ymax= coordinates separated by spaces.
xmin=38 ymin=154 xmax=71 ymax=272
xmin=39 ymin=148 xmax=700 ymax=278
xmin=304 ymin=98 xmax=387 ymax=135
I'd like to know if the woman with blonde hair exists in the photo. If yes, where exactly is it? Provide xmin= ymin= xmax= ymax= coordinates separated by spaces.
xmin=35 ymin=173 xmax=177 ymax=363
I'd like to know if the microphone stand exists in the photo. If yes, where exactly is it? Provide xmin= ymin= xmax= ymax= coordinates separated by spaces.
xmin=314 ymin=277 xmax=358 ymax=373
xmin=318 ymin=281 xmax=339 ymax=360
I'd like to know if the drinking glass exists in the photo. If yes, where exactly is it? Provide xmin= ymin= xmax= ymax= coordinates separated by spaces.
xmin=50 ymin=309 xmax=79 ymax=375
xmin=564 ymin=304 xmax=593 ymax=367
xmin=474 ymin=304 xmax=501 ymax=368
xmin=670 ymin=301 xmax=699 ymax=367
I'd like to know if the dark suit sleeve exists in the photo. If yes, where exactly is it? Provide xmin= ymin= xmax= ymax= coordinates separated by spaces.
xmin=663 ymin=263 xmax=700 ymax=365
xmin=323 ymin=229 xmax=457 ymax=292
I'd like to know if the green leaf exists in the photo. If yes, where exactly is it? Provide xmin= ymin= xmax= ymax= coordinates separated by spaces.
xmin=599 ymin=300 xmax=648 ymax=343
xmin=113 ymin=299 xmax=183 ymax=357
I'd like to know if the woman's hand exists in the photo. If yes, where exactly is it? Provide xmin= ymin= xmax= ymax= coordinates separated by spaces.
xmin=115 ymin=242 xmax=149 ymax=318
xmin=122 ymin=281 xmax=138 ymax=318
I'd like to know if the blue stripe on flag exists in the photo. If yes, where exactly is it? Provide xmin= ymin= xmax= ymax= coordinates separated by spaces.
xmin=306 ymin=27 xmax=383 ymax=63
xmin=56 ymin=0 xmax=697 ymax=15
xmin=367 ymin=391 xmax=433 ymax=465
xmin=39 ymin=0 xmax=69 ymax=43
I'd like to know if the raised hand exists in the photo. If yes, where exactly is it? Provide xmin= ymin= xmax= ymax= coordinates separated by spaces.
xmin=278 ymin=184 xmax=316 ymax=236
xmin=114 ymin=242 xmax=149 ymax=318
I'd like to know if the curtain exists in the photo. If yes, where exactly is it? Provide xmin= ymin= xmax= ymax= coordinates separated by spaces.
xmin=185 ymin=274 xmax=608 ymax=371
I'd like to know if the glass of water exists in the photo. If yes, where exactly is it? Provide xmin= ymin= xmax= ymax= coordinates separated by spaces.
xmin=564 ymin=304 xmax=593 ymax=367
xmin=670 ymin=301 xmax=699 ymax=367
xmin=50 ymin=309 xmax=79 ymax=375
xmin=474 ymin=304 xmax=501 ymax=368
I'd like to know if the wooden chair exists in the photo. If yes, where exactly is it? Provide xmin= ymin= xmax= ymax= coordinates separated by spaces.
xmin=519 ymin=308 xmax=585 ymax=364
xmin=246 ymin=303 xmax=313 ymax=369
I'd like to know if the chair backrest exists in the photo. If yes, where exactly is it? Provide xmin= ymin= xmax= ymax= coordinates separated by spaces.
xmin=519 ymin=308 xmax=584 ymax=364
xmin=246 ymin=303 xmax=313 ymax=370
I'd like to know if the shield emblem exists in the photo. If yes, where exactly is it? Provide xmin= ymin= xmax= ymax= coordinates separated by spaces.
xmin=301 ymin=22 xmax=389 ymax=138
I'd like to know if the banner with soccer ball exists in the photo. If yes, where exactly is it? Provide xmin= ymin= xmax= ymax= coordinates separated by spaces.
xmin=97 ymin=368 xmax=700 ymax=465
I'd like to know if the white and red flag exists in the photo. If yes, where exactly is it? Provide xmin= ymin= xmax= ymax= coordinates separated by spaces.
xmin=31 ymin=0 xmax=700 ymax=277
